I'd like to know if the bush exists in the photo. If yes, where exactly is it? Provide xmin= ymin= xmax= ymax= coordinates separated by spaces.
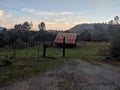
xmin=109 ymin=25 xmax=120 ymax=60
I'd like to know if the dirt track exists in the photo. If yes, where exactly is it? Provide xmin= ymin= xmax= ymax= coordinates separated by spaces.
xmin=0 ymin=59 xmax=120 ymax=90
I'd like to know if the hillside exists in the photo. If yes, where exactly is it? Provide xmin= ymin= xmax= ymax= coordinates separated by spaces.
xmin=68 ymin=23 xmax=109 ymax=33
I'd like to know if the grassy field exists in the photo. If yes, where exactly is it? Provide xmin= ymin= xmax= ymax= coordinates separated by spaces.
xmin=0 ymin=42 xmax=110 ymax=87
xmin=67 ymin=42 xmax=110 ymax=62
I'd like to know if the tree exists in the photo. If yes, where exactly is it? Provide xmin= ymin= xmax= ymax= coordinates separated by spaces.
xmin=38 ymin=22 xmax=46 ymax=31
xmin=114 ymin=16 xmax=119 ymax=24
xmin=108 ymin=20 xmax=114 ymax=24
xmin=2 ymin=28 xmax=7 ymax=32
xmin=14 ymin=24 xmax=22 ymax=30
xmin=2 ymin=31 xmax=11 ymax=46
xmin=0 ymin=33 xmax=3 ymax=47
xmin=108 ymin=16 xmax=120 ymax=25
xmin=14 ymin=21 xmax=33 ymax=30
xmin=77 ymin=30 xmax=91 ymax=41
xmin=0 ymin=28 xmax=56 ymax=48
xmin=91 ymin=24 xmax=108 ymax=42
xmin=22 ymin=21 xmax=33 ymax=30
xmin=109 ymin=25 xmax=120 ymax=60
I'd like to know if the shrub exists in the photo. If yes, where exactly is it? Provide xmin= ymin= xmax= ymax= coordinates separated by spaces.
xmin=109 ymin=25 xmax=120 ymax=60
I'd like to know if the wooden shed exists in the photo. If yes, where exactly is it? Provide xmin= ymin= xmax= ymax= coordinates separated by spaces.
xmin=54 ymin=32 xmax=77 ymax=47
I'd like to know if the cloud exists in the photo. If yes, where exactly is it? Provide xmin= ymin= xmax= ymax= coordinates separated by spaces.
xmin=0 ymin=8 xmax=83 ymax=30
xmin=0 ymin=9 xmax=21 ymax=28
xmin=0 ymin=9 xmax=4 ymax=16
xmin=55 ymin=18 xmax=68 ymax=22
xmin=44 ymin=20 xmax=81 ymax=30
xmin=20 ymin=8 xmax=84 ymax=30
xmin=21 ymin=8 xmax=80 ymax=16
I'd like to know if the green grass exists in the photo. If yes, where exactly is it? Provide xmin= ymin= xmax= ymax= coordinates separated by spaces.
xmin=0 ymin=57 xmax=68 ymax=87
xmin=66 ymin=42 xmax=110 ymax=62
xmin=0 ymin=42 xmax=110 ymax=87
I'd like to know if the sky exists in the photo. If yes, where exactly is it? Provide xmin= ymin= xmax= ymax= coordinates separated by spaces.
xmin=0 ymin=0 xmax=120 ymax=30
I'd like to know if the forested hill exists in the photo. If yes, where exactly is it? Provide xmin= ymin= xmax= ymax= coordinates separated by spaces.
xmin=68 ymin=23 xmax=109 ymax=33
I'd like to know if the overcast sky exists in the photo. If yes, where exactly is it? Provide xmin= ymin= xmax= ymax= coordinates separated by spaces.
xmin=0 ymin=0 xmax=120 ymax=30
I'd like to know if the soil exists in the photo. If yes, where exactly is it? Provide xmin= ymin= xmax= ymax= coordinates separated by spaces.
xmin=0 ymin=59 xmax=120 ymax=90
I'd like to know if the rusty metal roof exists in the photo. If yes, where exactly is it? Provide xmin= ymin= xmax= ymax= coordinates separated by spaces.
xmin=54 ymin=32 xmax=77 ymax=44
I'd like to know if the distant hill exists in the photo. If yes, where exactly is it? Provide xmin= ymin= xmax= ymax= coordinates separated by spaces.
xmin=47 ymin=30 xmax=58 ymax=34
xmin=68 ymin=23 xmax=109 ymax=33
xmin=0 ymin=26 xmax=10 ymax=32
xmin=0 ymin=26 xmax=3 ymax=31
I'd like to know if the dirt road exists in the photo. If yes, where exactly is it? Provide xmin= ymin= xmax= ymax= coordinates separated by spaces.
xmin=0 ymin=59 xmax=120 ymax=90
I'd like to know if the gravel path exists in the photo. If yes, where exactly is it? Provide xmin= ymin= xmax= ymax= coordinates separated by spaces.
xmin=0 ymin=59 xmax=120 ymax=90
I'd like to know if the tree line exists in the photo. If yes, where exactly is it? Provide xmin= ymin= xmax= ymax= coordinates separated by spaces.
xmin=0 ymin=21 xmax=54 ymax=48
xmin=0 ymin=30 xmax=56 ymax=48
xmin=14 ymin=21 xmax=46 ymax=31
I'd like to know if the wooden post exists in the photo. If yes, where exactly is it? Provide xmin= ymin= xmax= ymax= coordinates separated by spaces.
xmin=43 ymin=44 xmax=46 ymax=57
xmin=63 ymin=37 xmax=65 ymax=57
